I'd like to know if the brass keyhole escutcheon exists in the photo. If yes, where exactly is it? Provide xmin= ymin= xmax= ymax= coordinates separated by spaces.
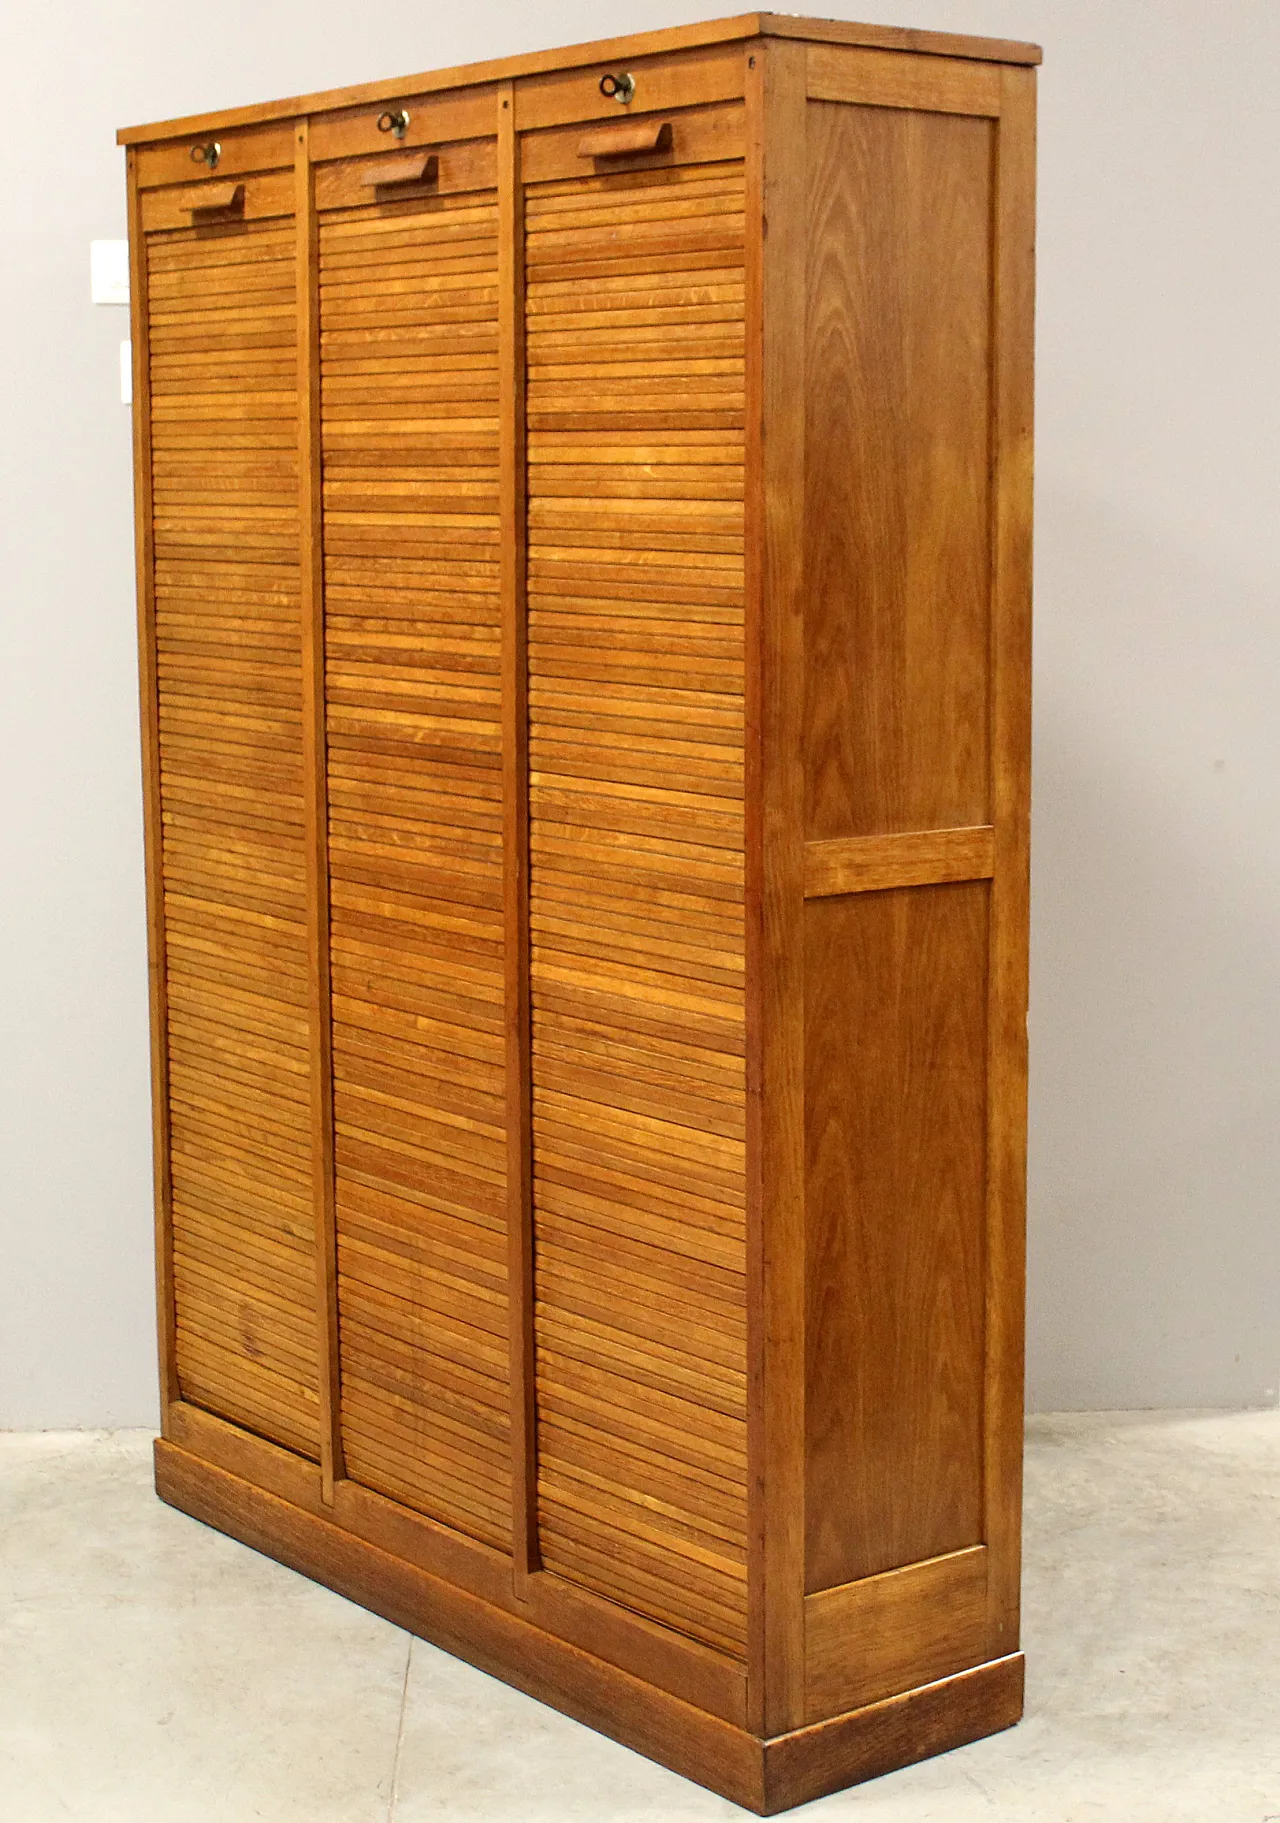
xmin=190 ymin=141 xmax=221 ymax=169
xmin=599 ymin=72 xmax=636 ymax=105
xmin=377 ymin=109 xmax=411 ymax=138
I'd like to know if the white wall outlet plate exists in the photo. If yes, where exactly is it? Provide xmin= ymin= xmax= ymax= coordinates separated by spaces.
xmin=91 ymin=239 xmax=130 ymax=305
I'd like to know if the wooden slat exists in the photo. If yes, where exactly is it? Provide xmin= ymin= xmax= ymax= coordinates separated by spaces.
xmin=803 ymin=826 xmax=995 ymax=898
xmin=144 ymin=203 xmax=319 ymax=1460
xmin=526 ymin=130 xmax=748 ymax=1660
xmin=297 ymin=118 xmax=344 ymax=1502
xmin=319 ymin=156 xmax=510 ymax=1552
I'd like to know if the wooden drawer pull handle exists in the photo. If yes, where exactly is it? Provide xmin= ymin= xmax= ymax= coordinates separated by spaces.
xmin=188 ymin=182 xmax=245 ymax=220
xmin=362 ymin=152 xmax=439 ymax=189
xmin=577 ymin=119 xmax=672 ymax=159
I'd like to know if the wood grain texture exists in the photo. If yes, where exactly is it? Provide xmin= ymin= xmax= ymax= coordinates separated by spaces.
xmin=187 ymin=181 xmax=246 ymax=217
xmin=166 ymin=1397 xmax=325 ymax=1513
xmin=118 ymin=16 xmax=1040 ymax=144
xmin=760 ymin=1651 xmax=1024 ymax=1813
xmin=499 ymin=81 xmax=537 ymax=1592
xmin=146 ymin=204 xmax=320 ymax=1458
xmin=983 ymin=63 xmax=1036 ymax=1666
xmin=804 ymin=884 xmax=989 ymax=1592
xmin=309 ymin=89 xmax=498 ymax=164
xmin=803 ymin=100 xmax=994 ymax=841
xmin=296 ymin=121 xmax=344 ymax=1501
xmin=517 ymin=47 xmax=745 ymax=134
xmin=803 ymin=1544 xmax=988 ymax=1722
xmin=747 ymin=36 xmax=808 ymax=1736
xmin=524 ymin=1568 xmax=747 ymax=1725
xmin=525 ymin=152 xmax=748 ymax=1659
xmin=136 ymin=122 xmax=296 ymax=188
xmin=127 ymin=148 xmax=178 ymax=1427
xmin=318 ymin=168 xmax=511 ymax=1548
xmin=805 ymin=43 xmax=1001 ymax=116
xmin=361 ymin=152 xmax=439 ymax=189
xmin=577 ymin=119 xmax=675 ymax=159
xmin=141 ymin=170 xmax=293 ymax=233
xmin=153 ymin=1439 xmax=1024 ymax=1813
xmin=155 ymin=1440 xmax=766 ymax=1808
xmin=525 ymin=102 xmax=744 ymax=187
xmin=803 ymin=826 xmax=995 ymax=899
xmin=127 ymin=21 xmax=1037 ymax=1804
xmin=315 ymin=140 xmax=496 ymax=212
xmin=759 ymin=14 xmax=1040 ymax=67
xmin=164 ymin=1413 xmax=743 ymax=1722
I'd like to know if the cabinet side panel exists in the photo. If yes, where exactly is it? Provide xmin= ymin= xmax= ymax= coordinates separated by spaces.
xmin=803 ymin=102 xmax=993 ymax=841
xmin=803 ymin=884 xmax=988 ymax=1591
xmin=797 ymin=54 xmax=1031 ymax=1728
xmin=318 ymin=178 xmax=512 ymax=1551
xmin=145 ymin=211 xmax=321 ymax=1458
xmin=525 ymin=157 xmax=749 ymax=1658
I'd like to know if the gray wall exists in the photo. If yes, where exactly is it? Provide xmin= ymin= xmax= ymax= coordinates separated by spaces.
xmin=2 ymin=1 xmax=1276 ymax=1427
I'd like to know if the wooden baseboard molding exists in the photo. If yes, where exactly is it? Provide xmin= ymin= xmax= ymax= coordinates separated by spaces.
xmin=763 ymin=1651 xmax=1024 ymax=1811
xmin=160 ymin=1402 xmax=743 ymax=1723
xmin=154 ymin=1439 xmax=1024 ymax=1813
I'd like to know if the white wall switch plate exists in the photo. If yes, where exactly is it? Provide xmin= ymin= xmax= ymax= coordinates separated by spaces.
xmin=91 ymin=239 xmax=130 ymax=304
xmin=121 ymin=340 xmax=133 ymax=406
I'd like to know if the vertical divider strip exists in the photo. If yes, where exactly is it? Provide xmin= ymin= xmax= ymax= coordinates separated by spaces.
xmin=983 ymin=64 xmax=1036 ymax=1661
xmin=498 ymin=80 xmax=537 ymax=1589
xmin=296 ymin=119 xmax=343 ymax=1500
xmin=127 ymin=148 xmax=179 ymax=1429
xmin=746 ymin=37 xmax=808 ymax=1737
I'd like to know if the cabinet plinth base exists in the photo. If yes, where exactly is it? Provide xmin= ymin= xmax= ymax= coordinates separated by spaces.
xmin=155 ymin=1439 xmax=1024 ymax=1814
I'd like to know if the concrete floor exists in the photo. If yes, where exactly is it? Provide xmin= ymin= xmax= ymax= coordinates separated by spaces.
xmin=1 ymin=1412 xmax=1277 ymax=1820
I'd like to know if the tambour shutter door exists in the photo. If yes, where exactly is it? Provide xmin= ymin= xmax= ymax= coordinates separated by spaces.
xmin=318 ymin=170 xmax=511 ymax=1548
xmin=524 ymin=153 xmax=748 ymax=1654
xmin=146 ymin=208 xmax=320 ymax=1456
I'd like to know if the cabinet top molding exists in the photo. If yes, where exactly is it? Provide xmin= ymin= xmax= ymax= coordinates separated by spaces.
xmin=117 ymin=12 xmax=1041 ymax=146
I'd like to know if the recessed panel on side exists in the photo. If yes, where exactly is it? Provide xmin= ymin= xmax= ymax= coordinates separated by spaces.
xmin=803 ymin=99 xmax=994 ymax=841
xmin=146 ymin=212 xmax=321 ymax=1459
xmin=317 ymin=175 xmax=511 ymax=1549
xmin=804 ymin=883 xmax=989 ymax=1594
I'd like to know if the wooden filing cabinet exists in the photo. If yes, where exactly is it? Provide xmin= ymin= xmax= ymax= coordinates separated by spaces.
xmin=120 ymin=14 xmax=1038 ymax=1811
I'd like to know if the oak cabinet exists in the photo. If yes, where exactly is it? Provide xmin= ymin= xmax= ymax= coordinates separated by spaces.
xmin=121 ymin=15 xmax=1037 ymax=1811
